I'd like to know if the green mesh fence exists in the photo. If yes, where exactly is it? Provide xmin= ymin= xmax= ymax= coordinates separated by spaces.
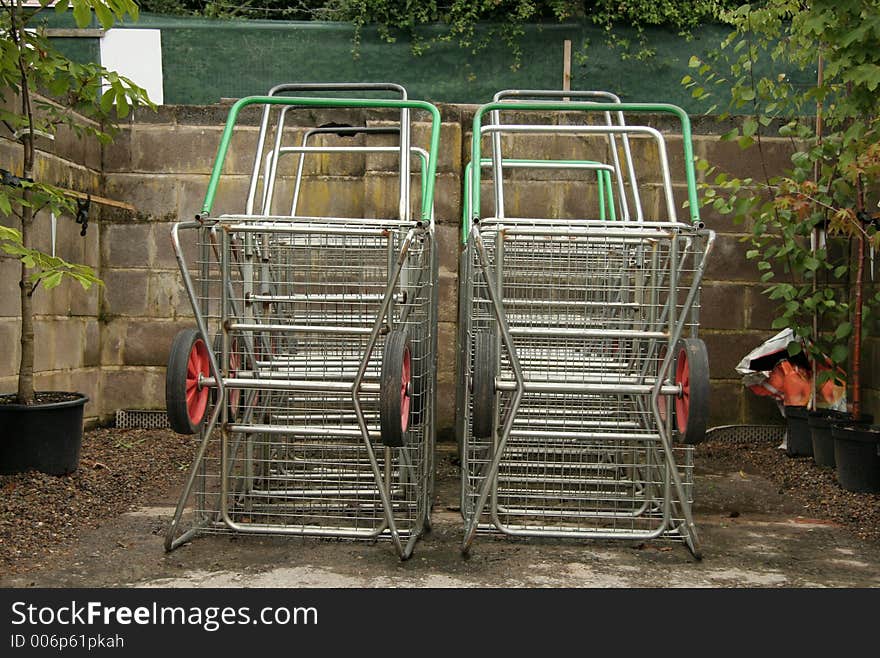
xmin=42 ymin=13 xmax=814 ymax=109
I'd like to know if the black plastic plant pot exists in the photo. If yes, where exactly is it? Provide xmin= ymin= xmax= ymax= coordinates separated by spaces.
xmin=0 ymin=392 xmax=89 ymax=476
xmin=832 ymin=423 xmax=880 ymax=493
xmin=808 ymin=410 xmax=850 ymax=468
xmin=784 ymin=405 xmax=812 ymax=457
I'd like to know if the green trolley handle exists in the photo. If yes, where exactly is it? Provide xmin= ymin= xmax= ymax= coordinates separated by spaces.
xmin=465 ymin=101 xmax=701 ymax=242
xmin=201 ymin=95 xmax=441 ymax=220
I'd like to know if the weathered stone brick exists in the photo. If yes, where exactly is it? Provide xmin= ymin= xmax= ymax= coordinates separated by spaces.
xmin=700 ymin=284 xmax=745 ymax=331
xmin=412 ymin=121 xmax=461 ymax=175
xmin=433 ymin=174 xmax=461 ymax=227
xmin=180 ymin=174 xmax=249 ymax=218
xmin=100 ymin=367 xmax=164 ymax=413
xmin=435 ymin=223 xmax=460 ymax=275
xmin=131 ymin=126 xmax=220 ymax=175
xmin=102 ymin=270 xmax=149 ymax=317
xmin=102 ymin=223 xmax=151 ymax=269
xmin=363 ymin=127 xmax=399 ymax=174
xmin=560 ymin=180 xmax=603 ymax=219
xmin=363 ymin=175 xmax=401 ymax=219
xmin=624 ymin=134 xmax=688 ymax=187
xmin=0 ymin=319 xmax=20 ymax=376
xmin=100 ymin=320 xmax=126 ymax=366
xmin=744 ymin=389 xmax=786 ymax=425
xmin=68 ymin=368 xmax=100 ymax=414
xmin=83 ymin=320 xmax=100 ymax=368
xmin=32 ymin=320 xmax=56 ymax=373
xmin=150 ymin=223 xmax=180 ymax=269
xmin=862 ymin=337 xmax=880 ymax=390
xmin=0 ymin=376 xmax=16 ymax=395
xmin=702 ymin=331 xmax=767 ymax=381
xmin=704 ymin=234 xmax=764 ymax=282
xmin=436 ymin=321 xmax=456 ymax=388
xmin=745 ymin=285 xmax=778 ymax=331
xmin=698 ymin=135 xmax=794 ymax=180
xmin=308 ymin=132 xmax=367 ymax=177
xmin=102 ymin=126 xmax=132 ymax=172
xmin=709 ymin=380 xmax=744 ymax=427
xmin=502 ymin=180 xmax=563 ymax=219
xmin=49 ymin=318 xmax=86 ymax=371
xmin=104 ymin=173 xmax=181 ymax=220
xmin=292 ymin=177 xmax=365 ymax=218
xmin=122 ymin=320 xmax=182 ymax=366
xmin=33 ymin=370 xmax=71 ymax=395
xmin=53 ymin=122 xmax=101 ymax=172
xmin=862 ymin=388 xmax=880 ymax=423
xmin=437 ymin=272 xmax=458 ymax=324
xmin=0 ymin=259 xmax=19 ymax=317
xmin=436 ymin=321 xmax=457 ymax=431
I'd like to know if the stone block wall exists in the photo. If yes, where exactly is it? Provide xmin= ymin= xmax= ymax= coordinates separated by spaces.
xmin=2 ymin=98 xmax=877 ymax=432
xmin=0 ymin=100 xmax=105 ymax=420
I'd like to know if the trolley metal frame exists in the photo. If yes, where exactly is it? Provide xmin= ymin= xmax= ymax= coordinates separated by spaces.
xmin=458 ymin=98 xmax=715 ymax=557
xmin=165 ymin=86 xmax=440 ymax=560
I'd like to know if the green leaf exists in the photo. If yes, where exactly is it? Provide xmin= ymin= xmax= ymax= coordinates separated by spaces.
xmin=831 ymin=344 xmax=849 ymax=365
xmin=787 ymin=341 xmax=802 ymax=356
xmin=835 ymin=322 xmax=852 ymax=340
xmin=94 ymin=3 xmax=115 ymax=30
xmin=72 ymin=1 xmax=91 ymax=28
xmin=115 ymin=88 xmax=130 ymax=118
xmin=100 ymin=89 xmax=115 ymax=115
xmin=41 ymin=271 xmax=64 ymax=290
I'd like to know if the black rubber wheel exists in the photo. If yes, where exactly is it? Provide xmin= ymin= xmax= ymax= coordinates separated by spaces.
xmin=380 ymin=330 xmax=412 ymax=448
xmin=471 ymin=331 xmax=496 ymax=439
xmin=672 ymin=337 xmax=710 ymax=445
xmin=166 ymin=328 xmax=212 ymax=435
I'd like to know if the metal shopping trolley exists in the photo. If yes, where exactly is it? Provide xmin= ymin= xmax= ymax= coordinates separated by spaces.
xmin=164 ymin=84 xmax=440 ymax=559
xmin=458 ymin=93 xmax=715 ymax=557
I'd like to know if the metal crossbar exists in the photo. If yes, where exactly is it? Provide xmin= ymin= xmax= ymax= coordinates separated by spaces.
xmin=458 ymin=94 xmax=714 ymax=558
xmin=165 ymin=85 xmax=439 ymax=560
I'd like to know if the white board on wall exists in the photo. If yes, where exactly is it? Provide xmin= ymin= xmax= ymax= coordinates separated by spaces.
xmin=99 ymin=29 xmax=164 ymax=106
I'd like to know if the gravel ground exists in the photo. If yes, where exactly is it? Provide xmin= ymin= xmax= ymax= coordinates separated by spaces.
xmin=696 ymin=436 xmax=880 ymax=544
xmin=0 ymin=428 xmax=196 ymax=576
xmin=1 ymin=427 xmax=878 ymax=578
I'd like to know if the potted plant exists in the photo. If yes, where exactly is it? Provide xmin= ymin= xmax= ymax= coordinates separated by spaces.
xmin=684 ymin=1 xmax=880 ymax=489
xmin=0 ymin=0 xmax=151 ymax=475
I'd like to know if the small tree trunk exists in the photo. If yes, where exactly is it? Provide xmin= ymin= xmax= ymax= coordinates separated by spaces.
xmin=851 ymin=232 xmax=864 ymax=419
xmin=12 ymin=0 xmax=36 ymax=405
xmin=17 ymin=235 xmax=35 ymax=404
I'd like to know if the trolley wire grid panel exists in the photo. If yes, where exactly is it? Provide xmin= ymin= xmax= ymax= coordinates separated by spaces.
xmin=164 ymin=85 xmax=441 ymax=560
xmin=458 ymin=96 xmax=716 ymax=558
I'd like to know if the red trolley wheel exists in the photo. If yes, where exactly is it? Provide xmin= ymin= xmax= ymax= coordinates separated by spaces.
xmin=213 ymin=333 xmax=244 ymax=421
xmin=672 ymin=337 xmax=710 ymax=445
xmin=166 ymin=328 xmax=212 ymax=435
xmin=380 ymin=331 xmax=412 ymax=447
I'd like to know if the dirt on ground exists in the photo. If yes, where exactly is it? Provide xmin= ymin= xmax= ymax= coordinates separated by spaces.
xmin=1 ymin=426 xmax=878 ymax=587
xmin=0 ymin=428 xmax=197 ymax=576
